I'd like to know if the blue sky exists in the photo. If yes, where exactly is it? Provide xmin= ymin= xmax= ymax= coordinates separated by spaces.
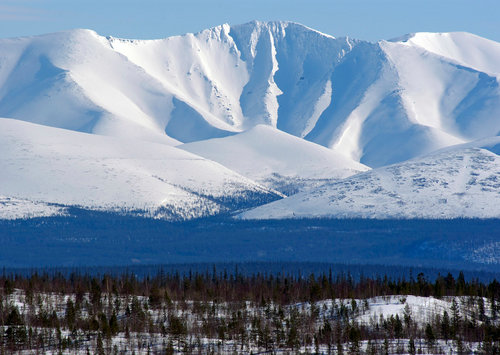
xmin=0 ymin=0 xmax=498 ymax=42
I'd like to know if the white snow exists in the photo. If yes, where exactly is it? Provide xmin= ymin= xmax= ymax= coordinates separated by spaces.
xmin=380 ymin=39 xmax=500 ymax=142
xmin=240 ymin=145 xmax=500 ymax=219
xmin=394 ymin=31 xmax=500 ymax=76
xmin=180 ymin=125 xmax=369 ymax=192
xmin=1 ymin=23 xmax=499 ymax=168
xmin=0 ymin=196 xmax=66 ymax=219
xmin=310 ymin=295 xmax=453 ymax=326
xmin=0 ymin=118 xmax=277 ymax=219
xmin=1 ymin=22 xmax=500 ymax=220
xmin=3 ymin=290 xmax=490 ymax=354
xmin=0 ymin=21 xmax=357 ymax=144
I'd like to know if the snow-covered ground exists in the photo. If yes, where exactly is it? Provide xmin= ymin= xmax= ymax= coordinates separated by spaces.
xmin=181 ymin=124 xmax=369 ymax=193
xmin=393 ymin=31 xmax=500 ymax=76
xmin=240 ymin=145 xmax=500 ymax=219
xmin=313 ymin=295 xmax=475 ymax=326
xmin=0 ymin=196 xmax=66 ymax=219
xmin=3 ymin=290 xmax=494 ymax=354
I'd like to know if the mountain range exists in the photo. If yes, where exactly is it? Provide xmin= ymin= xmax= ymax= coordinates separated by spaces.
xmin=1 ymin=21 xmax=500 ymax=220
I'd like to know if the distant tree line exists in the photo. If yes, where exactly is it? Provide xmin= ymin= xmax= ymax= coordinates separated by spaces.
xmin=1 ymin=269 xmax=498 ymax=302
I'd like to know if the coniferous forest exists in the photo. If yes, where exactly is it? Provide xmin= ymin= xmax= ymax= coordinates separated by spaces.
xmin=2 ymin=211 xmax=500 ymax=271
xmin=0 ymin=269 xmax=499 ymax=354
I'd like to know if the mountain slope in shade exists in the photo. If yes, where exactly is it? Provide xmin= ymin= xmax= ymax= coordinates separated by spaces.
xmin=181 ymin=125 xmax=369 ymax=193
xmin=0 ymin=118 xmax=280 ymax=219
xmin=240 ymin=142 xmax=500 ymax=219
xmin=305 ymin=34 xmax=500 ymax=167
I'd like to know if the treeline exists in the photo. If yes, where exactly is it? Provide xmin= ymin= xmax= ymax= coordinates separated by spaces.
xmin=2 ymin=269 xmax=499 ymax=303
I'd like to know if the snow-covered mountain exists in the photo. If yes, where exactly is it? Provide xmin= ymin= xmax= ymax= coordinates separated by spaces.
xmin=2 ymin=22 xmax=499 ymax=166
xmin=1 ymin=21 xmax=500 ymax=220
xmin=240 ymin=140 xmax=500 ymax=219
xmin=0 ymin=119 xmax=280 ymax=219
xmin=0 ymin=22 xmax=353 ymax=144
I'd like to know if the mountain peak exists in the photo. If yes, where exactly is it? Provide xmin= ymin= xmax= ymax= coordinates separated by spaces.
xmin=389 ymin=31 xmax=491 ymax=43
xmin=228 ymin=20 xmax=337 ymax=40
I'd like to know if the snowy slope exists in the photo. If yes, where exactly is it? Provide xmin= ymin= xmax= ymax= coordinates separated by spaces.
xmin=394 ymin=32 xmax=500 ymax=75
xmin=240 ymin=144 xmax=500 ymax=219
xmin=1 ymin=23 xmax=499 ymax=169
xmin=380 ymin=38 xmax=500 ymax=144
xmin=0 ymin=22 xmax=354 ymax=144
xmin=180 ymin=125 xmax=369 ymax=193
xmin=0 ymin=118 xmax=280 ymax=219
xmin=0 ymin=30 xmax=182 ymax=144
xmin=438 ymin=135 xmax=500 ymax=155
xmin=109 ymin=21 xmax=356 ymax=138
xmin=306 ymin=38 xmax=500 ymax=167
xmin=306 ymin=295 xmax=457 ymax=327
xmin=0 ymin=196 xmax=66 ymax=220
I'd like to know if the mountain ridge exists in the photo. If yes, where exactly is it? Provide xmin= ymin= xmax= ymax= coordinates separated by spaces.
xmin=1 ymin=22 xmax=498 ymax=166
xmin=1 ymin=21 xmax=500 ymax=220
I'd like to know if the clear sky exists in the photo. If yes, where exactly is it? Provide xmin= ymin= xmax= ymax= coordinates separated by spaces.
xmin=0 ymin=0 xmax=499 ymax=42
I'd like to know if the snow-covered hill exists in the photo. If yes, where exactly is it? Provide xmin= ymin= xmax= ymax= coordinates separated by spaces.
xmin=240 ymin=143 xmax=500 ymax=219
xmin=0 ymin=119 xmax=280 ymax=219
xmin=181 ymin=125 xmax=369 ymax=193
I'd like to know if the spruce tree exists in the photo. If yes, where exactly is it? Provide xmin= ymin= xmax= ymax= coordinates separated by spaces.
xmin=425 ymin=323 xmax=435 ymax=349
